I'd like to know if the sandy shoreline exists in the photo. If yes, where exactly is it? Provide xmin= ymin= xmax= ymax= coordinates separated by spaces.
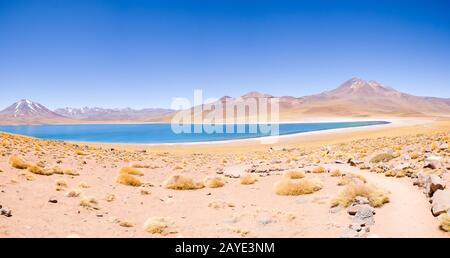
xmin=77 ymin=117 xmax=443 ymax=154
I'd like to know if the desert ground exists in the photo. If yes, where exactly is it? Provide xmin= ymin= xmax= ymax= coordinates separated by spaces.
xmin=0 ymin=117 xmax=449 ymax=238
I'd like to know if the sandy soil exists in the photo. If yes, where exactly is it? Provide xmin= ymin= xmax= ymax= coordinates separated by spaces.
xmin=0 ymin=117 xmax=449 ymax=238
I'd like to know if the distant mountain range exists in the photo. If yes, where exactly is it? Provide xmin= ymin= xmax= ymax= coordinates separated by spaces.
xmin=1 ymin=78 xmax=449 ymax=125
xmin=54 ymin=107 xmax=174 ymax=121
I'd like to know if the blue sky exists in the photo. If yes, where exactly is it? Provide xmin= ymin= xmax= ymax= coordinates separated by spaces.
xmin=1 ymin=0 xmax=449 ymax=109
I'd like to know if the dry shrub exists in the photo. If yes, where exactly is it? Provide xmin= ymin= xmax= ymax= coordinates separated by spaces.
xmin=370 ymin=153 xmax=394 ymax=163
xmin=50 ymin=166 xmax=64 ymax=174
xmin=240 ymin=174 xmax=258 ymax=185
xmin=120 ymin=166 xmax=144 ymax=176
xmin=75 ymin=150 xmax=87 ymax=156
xmin=116 ymin=174 xmax=142 ymax=187
xmin=283 ymin=170 xmax=305 ymax=179
xmin=143 ymin=217 xmax=177 ymax=235
xmin=312 ymin=166 xmax=326 ymax=173
xmin=331 ymin=182 xmax=389 ymax=208
xmin=409 ymin=152 xmax=420 ymax=160
xmin=203 ymin=176 xmax=226 ymax=188
xmin=79 ymin=196 xmax=99 ymax=210
xmin=439 ymin=212 xmax=450 ymax=232
xmin=208 ymin=201 xmax=235 ymax=209
xmin=78 ymin=182 xmax=90 ymax=188
xmin=330 ymin=169 xmax=342 ymax=177
xmin=65 ymin=189 xmax=81 ymax=197
xmin=274 ymin=178 xmax=323 ymax=196
xmin=28 ymin=164 xmax=53 ymax=176
xmin=9 ymin=156 xmax=30 ymax=169
xmin=55 ymin=179 xmax=68 ymax=191
xmin=64 ymin=169 xmax=79 ymax=176
xmin=105 ymin=193 xmax=115 ymax=202
xmin=138 ymin=186 xmax=151 ymax=195
xmin=163 ymin=175 xmax=204 ymax=190
xmin=337 ymin=173 xmax=366 ymax=186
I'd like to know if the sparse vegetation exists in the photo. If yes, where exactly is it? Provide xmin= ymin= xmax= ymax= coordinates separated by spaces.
xmin=330 ymin=169 xmax=342 ymax=177
xmin=283 ymin=170 xmax=305 ymax=179
xmin=312 ymin=166 xmax=326 ymax=173
xmin=331 ymin=182 xmax=390 ymax=208
xmin=143 ymin=217 xmax=177 ymax=235
xmin=163 ymin=175 xmax=204 ymax=190
xmin=203 ymin=176 xmax=226 ymax=188
xmin=274 ymin=178 xmax=323 ymax=196
xmin=119 ymin=166 xmax=144 ymax=176
xmin=439 ymin=212 xmax=450 ymax=232
xmin=55 ymin=179 xmax=68 ymax=191
xmin=116 ymin=174 xmax=142 ymax=187
xmin=240 ymin=174 xmax=258 ymax=185
xmin=370 ymin=153 xmax=394 ymax=163
xmin=9 ymin=156 xmax=30 ymax=169
xmin=79 ymin=196 xmax=99 ymax=210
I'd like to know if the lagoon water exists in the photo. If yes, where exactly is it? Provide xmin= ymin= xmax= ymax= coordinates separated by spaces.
xmin=0 ymin=121 xmax=389 ymax=144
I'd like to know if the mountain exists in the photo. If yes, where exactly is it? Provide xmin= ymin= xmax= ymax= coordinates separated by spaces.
xmin=0 ymin=99 xmax=74 ymax=125
xmin=0 ymin=99 xmax=60 ymax=118
xmin=157 ymin=78 xmax=450 ymax=122
xmin=54 ymin=107 xmax=174 ymax=121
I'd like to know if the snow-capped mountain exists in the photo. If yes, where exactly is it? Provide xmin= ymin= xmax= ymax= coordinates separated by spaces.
xmin=0 ymin=99 xmax=62 ymax=118
xmin=54 ymin=107 xmax=174 ymax=121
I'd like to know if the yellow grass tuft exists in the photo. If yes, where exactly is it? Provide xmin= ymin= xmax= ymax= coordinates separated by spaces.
xmin=330 ymin=169 xmax=342 ymax=177
xmin=78 ymin=182 xmax=90 ymax=188
xmin=65 ymin=189 xmax=81 ymax=197
xmin=138 ymin=186 xmax=151 ymax=195
xmin=105 ymin=193 xmax=115 ymax=202
xmin=203 ymin=176 xmax=226 ymax=188
xmin=116 ymin=174 xmax=142 ymax=187
xmin=240 ymin=174 xmax=258 ymax=185
xmin=370 ymin=153 xmax=394 ymax=163
xmin=79 ymin=196 xmax=99 ymax=210
xmin=312 ymin=166 xmax=326 ymax=173
xmin=75 ymin=150 xmax=87 ymax=156
xmin=438 ymin=212 xmax=450 ymax=232
xmin=50 ymin=166 xmax=64 ymax=174
xmin=9 ymin=156 xmax=30 ymax=169
xmin=337 ymin=173 xmax=366 ymax=185
xmin=163 ymin=175 xmax=204 ymax=190
xmin=283 ymin=170 xmax=305 ymax=179
xmin=274 ymin=178 xmax=323 ymax=196
xmin=331 ymin=182 xmax=389 ymax=208
xmin=63 ymin=169 xmax=79 ymax=176
xmin=409 ymin=152 xmax=420 ymax=160
xmin=120 ymin=166 xmax=144 ymax=176
xmin=55 ymin=179 xmax=68 ymax=191
xmin=28 ymin=164 xmax=53 ymax=175
xmin=143 ymin=217 xmax=177 ymax=235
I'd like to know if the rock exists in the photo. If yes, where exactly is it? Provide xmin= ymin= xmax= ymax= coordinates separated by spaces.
xmin=348 ymin=158 xmax=363 ymax=167
xmin=48 ymin=197 xmax=58 ymax=203
xmin=413 ymin=172 xmax=427 ymax=187
xmin=353 ymin=207 xmax=375 ymax=226
xmin=353 ymin=196 xmax=370 ymax=205
xmin=431 ymin=190 xmax=450 ymax=216
xmin=348 ymin=204 xmax=375 ymax=216
xmin=223 ymin=165 xmax=250 ymax=178
xmin=424 ymin=161 xmax=440 ymax=170
xmin=439 ymin=143 xmax=448 ymax=150
xmin=1 ymin=208 xmax=12 ymax=217
xmin=424 ymin=175 xmax=446 ymax=197
xmin=335 ymin=160 xmax=345 ymax=164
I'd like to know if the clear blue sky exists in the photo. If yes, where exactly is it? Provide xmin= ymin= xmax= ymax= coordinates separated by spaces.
xmin=1 ymin=0 xmax=449 ymax=109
